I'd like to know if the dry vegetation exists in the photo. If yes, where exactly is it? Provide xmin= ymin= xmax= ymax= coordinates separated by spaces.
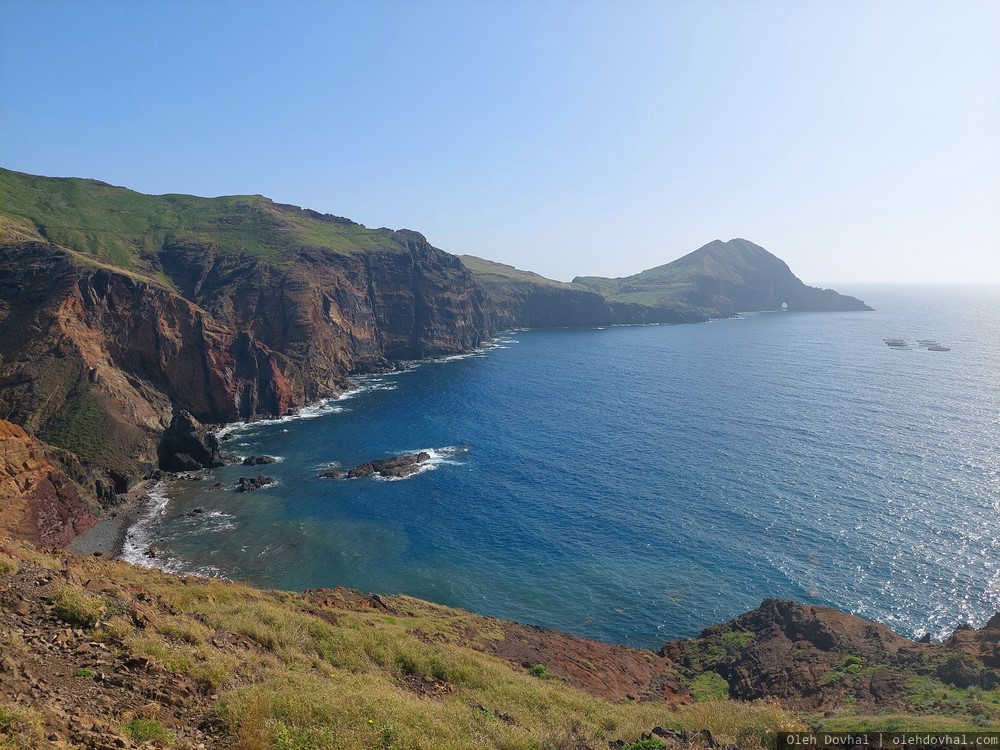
xmin=0 ymin=536 xmax=802 ymax=749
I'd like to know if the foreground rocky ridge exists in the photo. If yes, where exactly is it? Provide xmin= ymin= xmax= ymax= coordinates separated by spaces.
xmin=0 ymin=534 xmax=996 ymax=748
xmin=0 ymin=536 xmax=794 ymax=749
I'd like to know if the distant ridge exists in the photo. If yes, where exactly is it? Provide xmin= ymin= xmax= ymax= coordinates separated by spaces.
xmin=573 ymin=238 xmax=873 ymax=316
xmin=461 ymin=238 xmax=871 ymax=327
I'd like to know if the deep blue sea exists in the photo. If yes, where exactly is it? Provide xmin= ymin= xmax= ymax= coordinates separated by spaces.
xmin=124 ymin=285 xmax=1000 ymax=649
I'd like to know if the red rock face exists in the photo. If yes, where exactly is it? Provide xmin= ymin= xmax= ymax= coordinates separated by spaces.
xmin=0 ymin=420 xmax=95 ymax=547
xmin=0 ymin=240 xmax=493 ymax=488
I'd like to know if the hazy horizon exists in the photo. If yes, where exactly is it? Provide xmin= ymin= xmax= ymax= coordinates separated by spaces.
xmin=2 ymin=0 xmax=998 ymax=284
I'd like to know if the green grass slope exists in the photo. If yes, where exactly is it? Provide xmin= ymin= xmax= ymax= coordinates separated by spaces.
xmin=0 ymin=536 xmax=803 ymax=750
xmin=460 ymin=255 xmax=575 ymax=292
xmin=574 ymin=238 xmax=871 ymax=314
xmin=0 ymin=168 xmax=419 ymax=276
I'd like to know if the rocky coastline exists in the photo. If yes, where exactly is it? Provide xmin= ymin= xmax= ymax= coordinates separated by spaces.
xmin=4 ymin=168 xmax=942 ymax=745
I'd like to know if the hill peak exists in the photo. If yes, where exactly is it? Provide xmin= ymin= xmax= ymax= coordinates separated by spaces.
xmin=573 ymin=239 xmax=871 ymax=315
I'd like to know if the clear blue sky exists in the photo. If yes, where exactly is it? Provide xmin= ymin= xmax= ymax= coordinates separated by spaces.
xmin=2 ymin=0 xmax=998 ymax=283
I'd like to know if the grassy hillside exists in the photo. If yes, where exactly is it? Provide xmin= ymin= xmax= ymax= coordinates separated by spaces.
xmin=460 ymin=255 xmax=576 ymax=292
xmin=0 ymin=168 xmax=418 ymax=274
xmin=0 ymin=535 xmax=802 ymax=749
xmin=574 ymin=239 xmax=870 ymax=314
xmin=574 ymin=239 xmax=773 ymax=308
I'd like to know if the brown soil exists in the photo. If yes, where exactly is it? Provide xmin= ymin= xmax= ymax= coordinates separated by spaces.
xmin=0 ymin=563 xmax=228 ymax=749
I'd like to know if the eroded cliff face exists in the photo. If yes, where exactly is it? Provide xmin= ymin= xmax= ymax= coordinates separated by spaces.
xmin=0 ymin=238 xmax=493 ymax=499
xmin=0 ymin=420 xmax=95 ymax=547
xmin=157 ymin=235 xmax=489 ymax=378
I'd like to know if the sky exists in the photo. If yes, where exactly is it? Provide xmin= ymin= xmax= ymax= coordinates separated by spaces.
xmin=2 ymin=1 xmax=998 ymax=284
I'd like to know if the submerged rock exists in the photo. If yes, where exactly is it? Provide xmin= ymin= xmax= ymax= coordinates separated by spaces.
xmin=236 ymin=476 xmax=276 ymax=493
xmin=242 ymin=455 xmax=278 ymax=466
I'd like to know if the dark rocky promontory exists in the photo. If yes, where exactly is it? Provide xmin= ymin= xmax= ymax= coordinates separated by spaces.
xmin=157 ymin=411 xmax=228 ymax=472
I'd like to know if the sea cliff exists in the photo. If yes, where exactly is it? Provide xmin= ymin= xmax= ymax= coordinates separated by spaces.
xmin=0 ymin=169 xmax=494 ymax=511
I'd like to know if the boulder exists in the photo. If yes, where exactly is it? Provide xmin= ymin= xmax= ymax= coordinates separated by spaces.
xmin=158 ymin=411 xmax=227 ymax=472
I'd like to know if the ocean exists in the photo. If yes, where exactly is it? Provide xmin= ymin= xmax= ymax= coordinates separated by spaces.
xmin=122 ymin=284 xmax=1000 ymax=649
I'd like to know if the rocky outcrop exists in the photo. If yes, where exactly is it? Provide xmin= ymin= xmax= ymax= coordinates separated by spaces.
xmin=242 ymin=455 xmax=277 ymax=466
xmin=324 ymin=452 xmax=432 ymax=480
xmin=0 ymin=420 xmax=95 ymax=547
xmin=660 ymin=599 xmax=1000 ymax=712
xmin=157 ymin=411 xmax=228 ymax=472
xmin=236 ymin=475 xmax=275 ymax=492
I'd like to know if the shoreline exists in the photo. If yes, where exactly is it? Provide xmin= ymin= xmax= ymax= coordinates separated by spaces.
xmin=67 ymin=479 xmax=155 ymax=558
xmin=74 ymin=334 xmax=517 ymax=563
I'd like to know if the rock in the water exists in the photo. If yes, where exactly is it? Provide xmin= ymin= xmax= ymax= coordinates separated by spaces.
xmin=346 ymin=463 xmax=375 ymax=479
xmin=158 ymin=411 xmax=227 ymax=472
xmin=337 ymin=452 xmax=432 ymax=480
xmin=236 ymin=476 xmax=275 ymax=493
xmin=242 ymin=455 xmax=277 ymax=466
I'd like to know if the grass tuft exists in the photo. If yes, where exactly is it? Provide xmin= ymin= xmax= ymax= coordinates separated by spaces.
xmin=49 ymin=586 xmax=104 ymax=627
xmin=124 ymin=717 xmax=174 ymax=745
xmin=0 ymin=703 xmax=44 ymax=748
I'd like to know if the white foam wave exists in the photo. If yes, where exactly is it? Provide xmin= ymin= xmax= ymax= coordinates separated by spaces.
xmin=120 ymin=482 xmax=171 ymax=569
xmin=214 ymin=335 xmax=517 ymax=440
xmin=182 ymin=510 xmax=237 ymax=535
xmin=214 ymin=401 xmax=346 ymax=438
xmin=121 ymin=484 xmax=242 ymax=574
xmin=427 ymin=351 xmax=488 ymax=364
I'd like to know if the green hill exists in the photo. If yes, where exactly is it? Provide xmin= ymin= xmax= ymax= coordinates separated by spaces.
xmin=460 ymin=255 xmax=576 ymax=291
xmin=574 ymin=238 xmax=872 ymax=315
xmin=0 ymin=168 xmax=416 ymax=279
